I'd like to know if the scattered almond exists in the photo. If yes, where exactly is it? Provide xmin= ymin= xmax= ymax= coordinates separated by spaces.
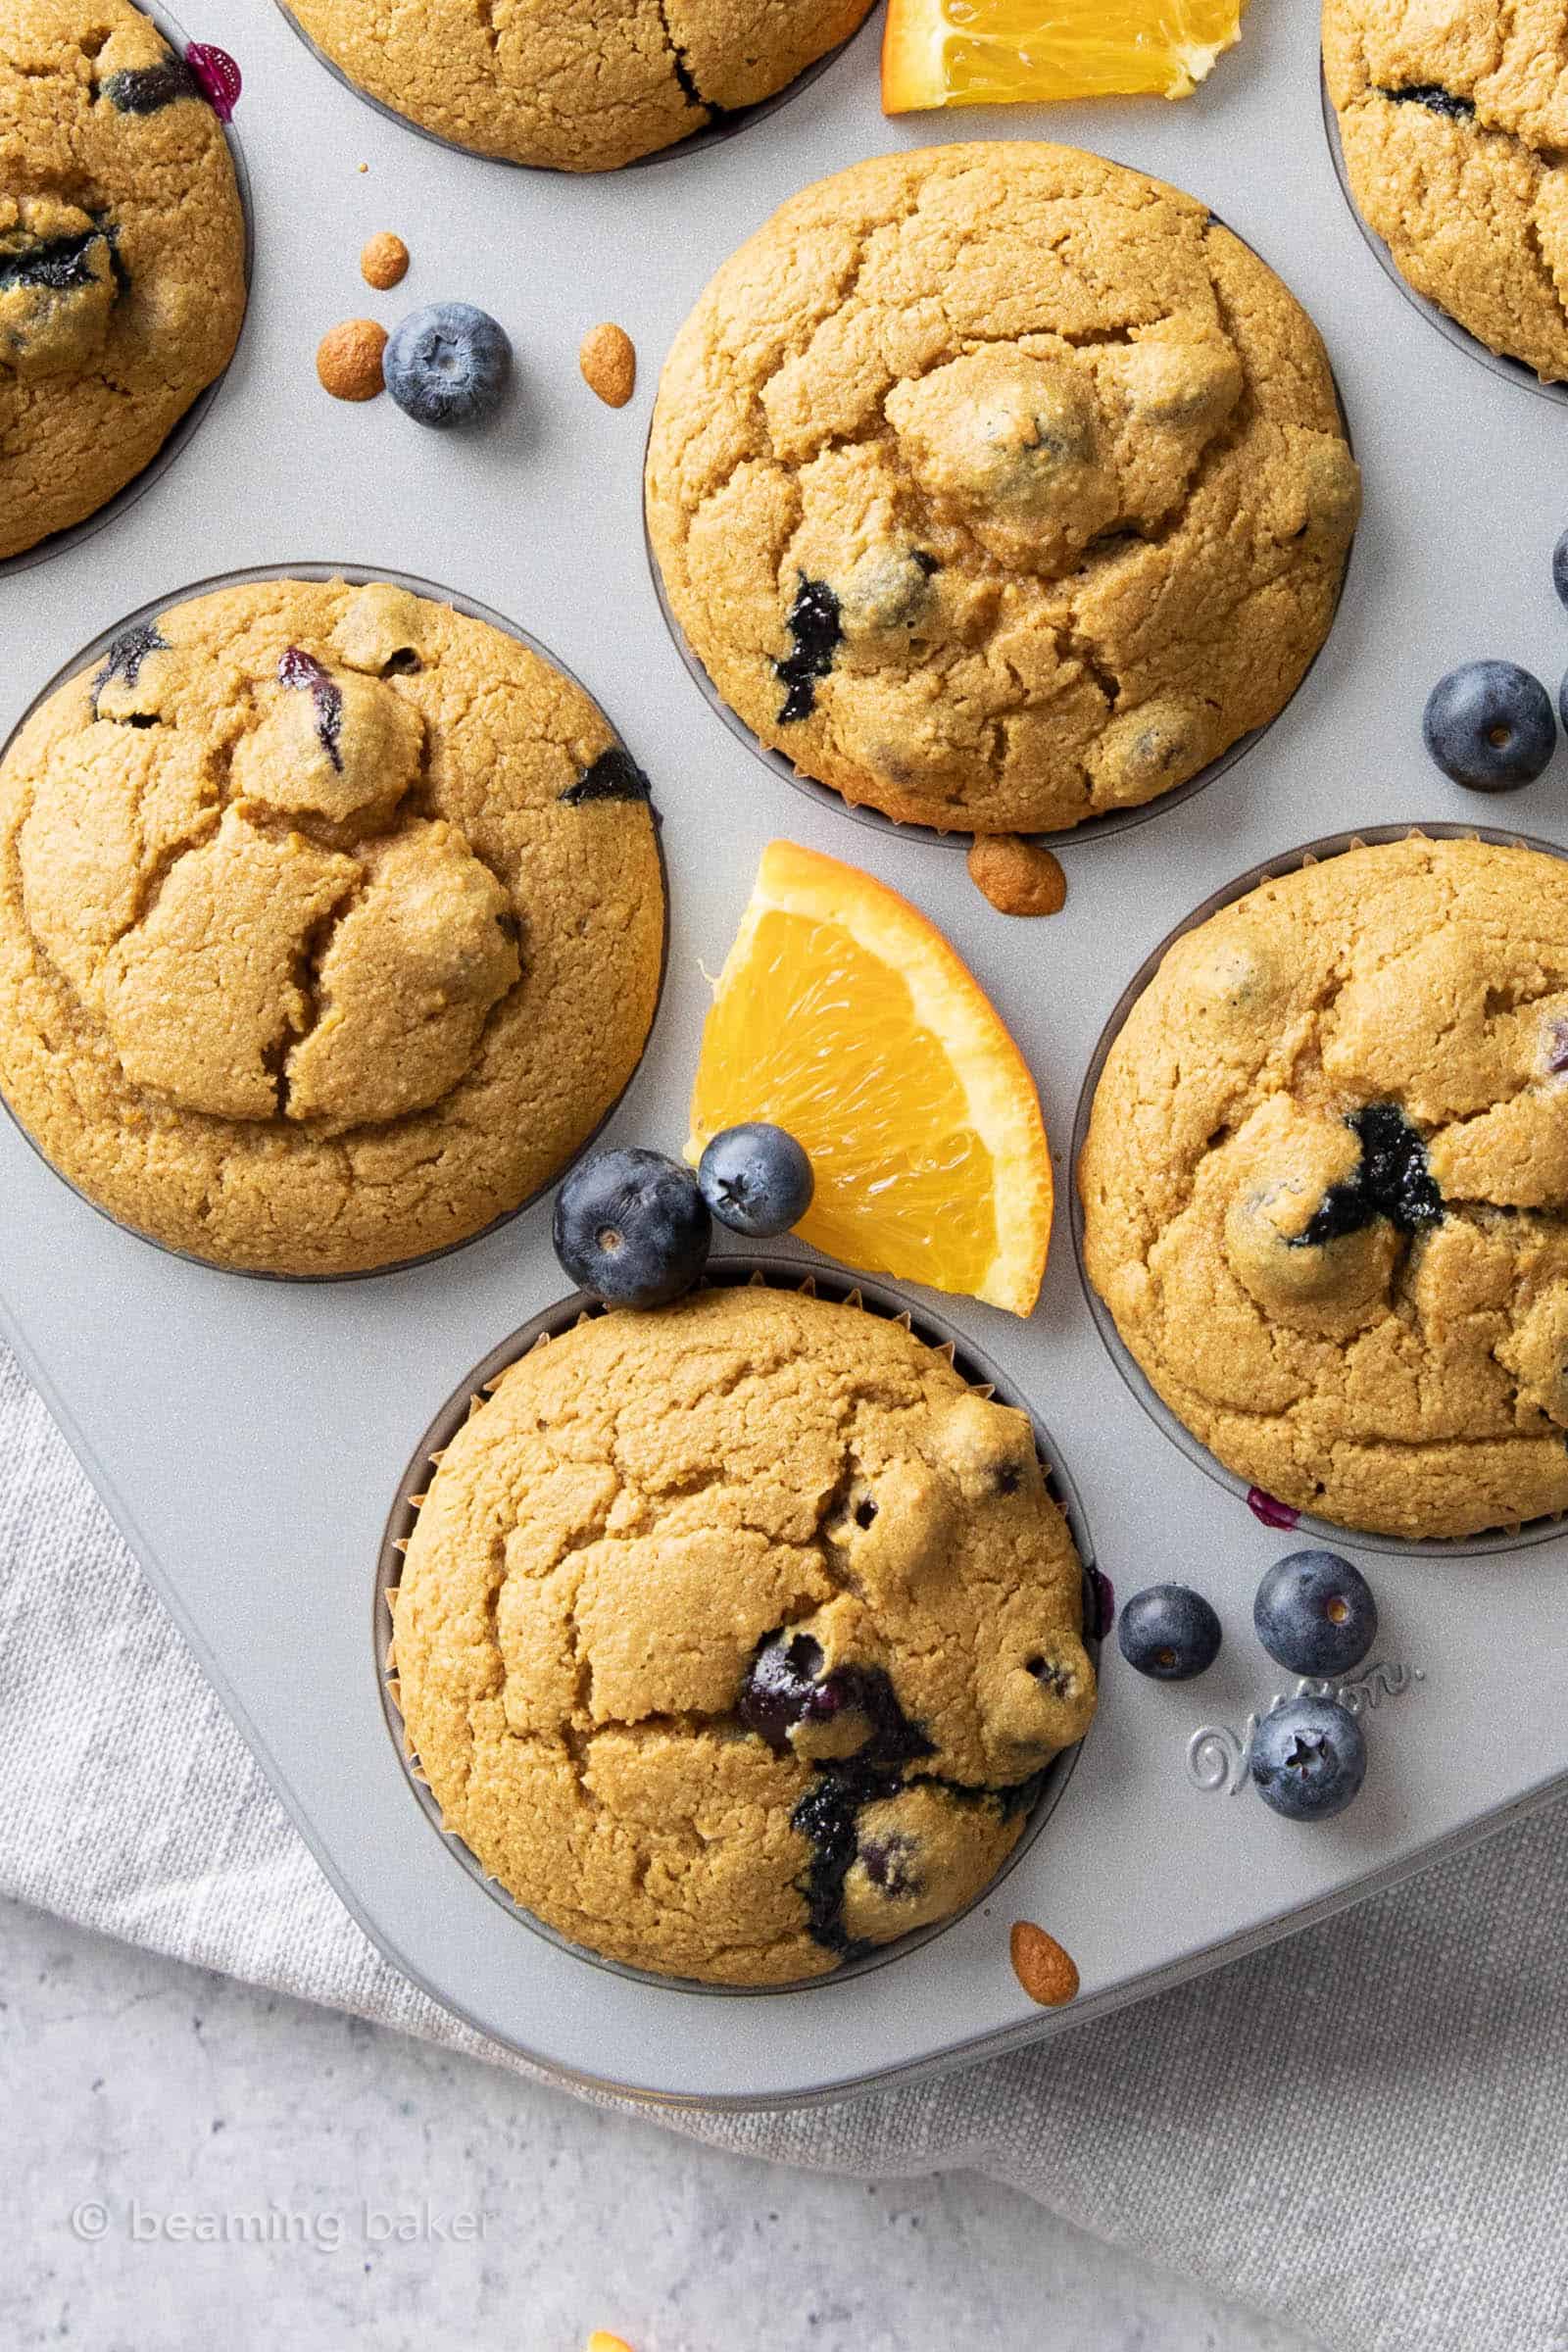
xmin=317 ymin=318 xmax=387 ymax=402
xmin=967 ymin=835 xmax=1067 ymax=918
xmin=1009 ymin=1920 xmax=1079 ymax=2007
xmin=580 ymin=320 xmax=636 ymax=409
xmin=361 ymin=231 xmax=410 ymax=290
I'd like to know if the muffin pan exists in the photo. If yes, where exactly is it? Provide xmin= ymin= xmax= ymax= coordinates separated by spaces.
xmin=3 ymin=0 xmax=1568 ymax=2103
xmin=0 ymin=1 xmax=255 ymax=578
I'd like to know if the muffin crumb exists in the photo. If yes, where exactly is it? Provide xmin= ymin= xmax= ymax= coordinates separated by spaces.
xmin=1010 ymin=1921 xmax=1079 ymax=2006
xmin=317 ymin=318 xmax=387 ymax=402
xmin=968 ymin=836 xmax=1067 ymax=917
xmin=580 ymin=321 xmax=636 ymax=409
xmin=361 ymin=231 xmax=410 ymax=290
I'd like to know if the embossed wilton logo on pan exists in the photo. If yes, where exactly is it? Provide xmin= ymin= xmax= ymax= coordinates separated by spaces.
xmin=1188 ymin=1663 xmax=1424 ymax=1796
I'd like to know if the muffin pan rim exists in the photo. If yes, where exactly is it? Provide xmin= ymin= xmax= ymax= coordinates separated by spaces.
xmin=1070 ymin=819 xmax=1568 ymax=1558
xmin=0 ymin=558 xmax=670 ymax=1282
xmin=373 ymin=1254 xmax=1101 ymax=1998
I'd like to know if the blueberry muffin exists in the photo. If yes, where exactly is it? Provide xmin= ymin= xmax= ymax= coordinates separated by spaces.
xmin=392 ymin=1285 xmax=1095 ymax=1984
xmin=285 ymin=0 xmax=875 ymax=172
xmin=646 ymin=144 xmax=1358 ymax=837
xmin=1324 ymin=0 xmax=1568 ymax=382
xmin=1080 ymin=835 xmax=1568 ymax=1541
xmin=0 ymin=577 xmax=664 ymax=1275
xmin=1 ymin=0 xmax=246 ymax=561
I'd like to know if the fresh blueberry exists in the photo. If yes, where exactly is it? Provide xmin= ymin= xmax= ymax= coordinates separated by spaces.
xmin=552 ymin=1148 xmax=710 ymax=1308
xmin=1250 ymin=1693 xmax=1366 ymax=1822
xmin=1253 ymin=1549 xmax=1378 ymax=1678
xmin=696 ymin=1124 xmax=814 ymax=1239
xmin=1423 ymin=660 xmax=1555 ymax=792
xmin=1554 ymin=525 xmax=1568 ymax=612
xmin=383 ymin=303 xmax=511 ymax=429
xmin=1116 ymin=1584 xmax=1223 ymax=1681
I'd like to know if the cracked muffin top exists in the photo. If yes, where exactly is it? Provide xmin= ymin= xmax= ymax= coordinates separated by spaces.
xmin=285 ymin=0 xmax=875 ymax=172
xmin=1080 ymin=836 xmax=1568 ymax=1541
xmin=0 ymin=576 xmax=664 ymax=1275
xmin=1 ymin=0 xmax=246 ymax=562
xmin=1325 ymin=0 xmax=1568 ymax=382
xmin=645 ymin=143 xmax=1358 ymax=838
xmin=392 ymin=1285 xmax=1095 ymax=1985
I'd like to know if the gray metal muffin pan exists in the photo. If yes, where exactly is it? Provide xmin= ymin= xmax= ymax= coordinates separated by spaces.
xmin=3 ymin=0 xmax=1568 ymax=2106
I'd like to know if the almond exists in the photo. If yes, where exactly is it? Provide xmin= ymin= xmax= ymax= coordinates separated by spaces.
xmin=317 ymin=318 xmax=387 ymax=402
xmin=967 ymin=836 xmax=1067 ymax=918
xmin=1009 ymin=1920 xmax=1079 ymax=2007
xmin=361 ymin=231 xmax=410 ymax=290
xmin=580 ymin=320 xmax=636 ymax=409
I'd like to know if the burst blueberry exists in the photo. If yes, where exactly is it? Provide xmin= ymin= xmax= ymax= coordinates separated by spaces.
xmin=1253 ymin=1550 xmax=1378 ymax=1678
xmin=696 ymin=1124 xmax=813 ymax=1239
xmin=383 ymin=303 xmax=512 ymax=429
xmin=738 ymin=1629 xmax=931 ymax=1766
xmin=1423 ymin=660 xmax=1554 ymax=793
xmin=552 ymin=1148 xmax=710 ymax=1307
xmin=1250 ymin=1693 xmax=1366 ymax=1821
xmin=1116 ymin=1584 xmax=1222 ymax=1681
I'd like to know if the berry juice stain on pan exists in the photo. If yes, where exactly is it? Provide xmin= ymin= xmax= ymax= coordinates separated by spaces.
xmin=270 ymin=0 xmax=871 ymax=172
xmin=642 ymin=225 xmax=1358 ymax=856
xmin=0 ymin=3 xmax=255 ymax=580
xmin=0 ymin=562 xmax=669 ymax=1285
xmin=374 ymin=1258 xmax=1100 ymax=1997
xmin=1069 ymin=820 xmax=1568 ymax=1560
xmin=1321 ymin=68 xmax=1568 ymax=412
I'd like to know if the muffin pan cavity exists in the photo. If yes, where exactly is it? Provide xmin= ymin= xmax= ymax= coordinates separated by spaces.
xmin=1072 ymin=824 xmax=1568 ymax=1558
xmin=376 ymin=1261 xmax=1099 ymax=1996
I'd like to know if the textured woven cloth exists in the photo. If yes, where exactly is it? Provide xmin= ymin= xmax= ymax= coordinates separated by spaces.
xmin=4 ymin=1342 xmax=1565 ymax=2352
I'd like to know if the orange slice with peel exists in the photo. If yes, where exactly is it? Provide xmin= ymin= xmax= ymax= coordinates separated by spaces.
xmin=686 ymin=841 xmax=1052 ymax=1316
xmin=882 ymin=0 xmax=1246 ymax=113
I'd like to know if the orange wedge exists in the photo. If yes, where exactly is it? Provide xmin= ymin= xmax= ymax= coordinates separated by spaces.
xmin=686 ymin=841 xmax=1053 ymax=1316
xmin=882 ymin=0 xmax=1246 ymax=112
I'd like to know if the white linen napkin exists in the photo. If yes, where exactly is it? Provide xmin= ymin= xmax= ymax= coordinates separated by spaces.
xmin=4 ymin=1342 xmax=1564 ymax=2352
